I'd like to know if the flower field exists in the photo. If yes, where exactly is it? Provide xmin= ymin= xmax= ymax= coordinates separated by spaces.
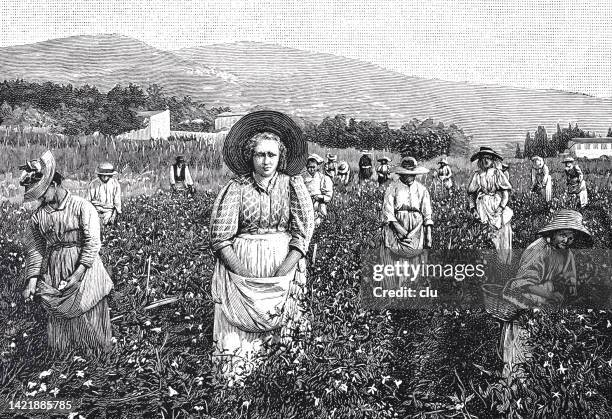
xmin=1 ymin=156 xmax=612 ymax=418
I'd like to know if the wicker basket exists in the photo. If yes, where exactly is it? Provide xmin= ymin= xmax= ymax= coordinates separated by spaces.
xmin=481 ymin=284 xmax=519 ymax=321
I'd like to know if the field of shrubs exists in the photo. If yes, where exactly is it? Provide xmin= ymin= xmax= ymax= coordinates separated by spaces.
xmin=0 ymin=153 xmax=611 ymax=418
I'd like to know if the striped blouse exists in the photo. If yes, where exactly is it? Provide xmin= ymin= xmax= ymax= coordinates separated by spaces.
xmin=24 ymin=191 xmax=103 ymax=279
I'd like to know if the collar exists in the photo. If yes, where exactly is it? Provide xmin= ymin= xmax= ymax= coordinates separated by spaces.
xmin=251 ymin=172 xmax=278 ymax=194
xmin=42 ymin=190 xmax=71 ymax=213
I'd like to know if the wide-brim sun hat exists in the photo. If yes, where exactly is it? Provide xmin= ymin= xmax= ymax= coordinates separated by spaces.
xmin=222 ymin=110 xmax=307 ymax=176
xmin=390 ymin=156 xmax=429 ymax=175
xmin=377 ymin=156 xmax=391 ymax=163
xmin=307 ymin=153 xmax=324 ymax=165
xmin=438 ymin=158 xmax=449 ymax=166
xmin=21 ymin=150 xmax=56 ymax=202
xmin=562 ymin=157 xmax=575 ymax=164
xmin=326 ymin=154 xmax=338 ymax=162
xmin=96 ymin=162 xmax=118 ymax=176
xmin=470 ymin=146 xmax=503 ymax=162
xmin=537 ymin=209 xmax=591 ymax=239
xmin=337 ymin=161 xmax=349 ymax=174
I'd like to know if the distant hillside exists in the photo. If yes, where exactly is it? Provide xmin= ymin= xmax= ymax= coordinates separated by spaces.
xmin=2 ymin=34 xmax=612 ymax=153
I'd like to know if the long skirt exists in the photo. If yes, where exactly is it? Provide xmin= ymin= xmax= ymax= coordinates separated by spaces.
xmin=499 ymin=320 xmax=532 ymax=378
xmin=48 ymin=298 xmax=112 ymax=354
xmin=40 ymin=245 xmax=113 ymax=354
xmin=211 ymin=233 xmax=307 ymax=381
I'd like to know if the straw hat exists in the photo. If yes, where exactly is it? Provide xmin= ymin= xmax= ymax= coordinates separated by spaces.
xmin=326 ymin=154 xmax=338 ymax=162
xmin=307 ymin=153 xmax=324 ymax=165
xmin=222 ymin=110 xmax=306 ymax=176
xmin=390 ymin=156 xmax=429 ymax=175
xmin=96 ymin=162 xmax=118 ymax=176
xmin=537 ymin=209 xmax=591 ymax=239
xmin=562 ymin=156 xmax=575 ymax=164
xmin=470 ymin=146 xmax=503 ymax=162
xmin=438 ymin=158 xmax=449 ymax=166
xmin=377 ymin=156 xmax=391 ymax=163
xmin=175 ymin=155 xmax=186 ymax=163
xmin=337 ymin=161 xmax=349 ymax=174
xmin=19 ymin=150 xmax=56 ymax=202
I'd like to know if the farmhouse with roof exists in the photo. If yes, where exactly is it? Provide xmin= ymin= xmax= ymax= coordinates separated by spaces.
xmin=568 ymin=137 xmax=612 ymax=159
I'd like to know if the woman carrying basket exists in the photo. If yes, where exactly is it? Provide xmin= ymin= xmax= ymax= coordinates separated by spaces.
xmin=209 ymin=110 xmax=315 ymax=382
xmin=498 ymin=209 xmax=591 ymax=377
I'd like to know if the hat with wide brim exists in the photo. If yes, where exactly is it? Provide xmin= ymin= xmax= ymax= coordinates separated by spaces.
xmin=96 ymin=162 xmax=118 ymax=176
xmin=22 ymin=150 xmax=56 ymax=202
xmin=390 ymin=157 xmax=429 ymax=175
xmin=337 ymin=161 xmax=350 ymax=174
xmin=470 ymin=146 xmax=503 ymax=162
xmin=222 ymin=110 xmax=306 ymax=176
xmin=438 ymin=158 xmax=449 ymax=166
xmin=307 ymin=153 xmax=325 ymax=165
xmin=377 ymin=156 xmax=391 ymax=163
xmin=562 ymin=157 xmax=575 ymax=164
xmin=326 ymin=154 xmax=338 ymax=162
xmin=537 ymin=209 xmax=591 ymax=239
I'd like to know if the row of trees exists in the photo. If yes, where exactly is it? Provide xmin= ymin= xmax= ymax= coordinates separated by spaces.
xmin=303 ymin=115 xmax=471 ymax=159
xmin=516 ymin=123 xmax=595 ymax=158
xmin=0 ymin=80 xmax=229 ymax=135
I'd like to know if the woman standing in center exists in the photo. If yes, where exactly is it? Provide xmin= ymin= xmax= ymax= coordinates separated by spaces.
xmin=467 ymin=147 xmax=514 ymax=264
xmin=209 ymin=111 xmax=315 ymax=381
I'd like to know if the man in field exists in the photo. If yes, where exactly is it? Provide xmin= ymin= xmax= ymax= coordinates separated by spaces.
xmin=358 ymin=151 xmax=374 ymax=183
xmin=170 ymin=155 xmax=195 ymax=193
xmin=88 ymin=162 xmax=122 ymax=229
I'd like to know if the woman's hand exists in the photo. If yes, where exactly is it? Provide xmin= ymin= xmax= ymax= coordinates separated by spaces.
xmin=274 ymin=249 xmax=302 ymax=277
xmin=22 ymin=277 xmax=37 ymax=301
xmin=391 ymin=222 xmax=408 ymax=238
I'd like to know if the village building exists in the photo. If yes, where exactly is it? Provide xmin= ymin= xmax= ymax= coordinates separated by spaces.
xmin=568 ymin=137 xmax=612 ymax=159
xmin=214 ymin=112 xmax=247 ymax=131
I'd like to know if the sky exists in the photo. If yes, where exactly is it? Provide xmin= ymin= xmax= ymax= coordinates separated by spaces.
xmin=1 ymin=0 xmax=612 ymax=98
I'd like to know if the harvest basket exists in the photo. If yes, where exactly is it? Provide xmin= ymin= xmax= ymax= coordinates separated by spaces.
xmin=481 ymin=283 xmax=519 ymax=321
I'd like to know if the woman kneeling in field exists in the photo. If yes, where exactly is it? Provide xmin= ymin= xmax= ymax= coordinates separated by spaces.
xmin=499 ymin=209 xmax=591 ymax=377
xmin=209 ymin=111 xmax=315 ymax=382
xmin=20 ymin=151 xmax=114 ymax=355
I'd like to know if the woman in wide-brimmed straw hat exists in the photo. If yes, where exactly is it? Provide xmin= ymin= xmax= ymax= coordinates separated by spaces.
xmin=358 ymin=151 xmax=374 ymax=183
xmin=303 ymin=153 xmax=334 ymax=226
xmin=336 ymin=160 xmax=351 ymax=186
xmin=379 ymin=157 xmax=433 ymax=287
xmin=19 ymin=151 xmax=114 ymax=355
xmin=529 ymin=156 xmax=552 ymax=202
xmin=436 ymin=157 xmax=454 ymax=194
xmin=210 ymin=110 xmax=314 ymax=382
xmin=498 ymin=209 xmax=591 ymax=377
xmin=467 ymin=146 xmax=513 ymax=264
xmin=376 ymin=156 xmax=391 ymax=186
xmin=88 ymin=162 xmax=122 ymax=228
xmin=562 ymin=156 xmax=588 ymax=208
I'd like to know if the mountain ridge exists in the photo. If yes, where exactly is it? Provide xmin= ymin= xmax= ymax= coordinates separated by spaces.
xmin=2 ymin=34 xmax=612 ymax=151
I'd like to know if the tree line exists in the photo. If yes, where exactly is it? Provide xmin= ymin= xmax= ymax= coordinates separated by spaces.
xmin=303 ymin=114 xmax=471 ymax=159
xmin=0 ymin=80 xmax=229 ymax=135
xmin=514 ymin=123 xmax=607 ymax=158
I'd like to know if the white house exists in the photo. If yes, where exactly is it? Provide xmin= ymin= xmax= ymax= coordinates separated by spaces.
xmin=214 ymin=112 xmax=247 ymax=131
xmin=568 ymin=137 xmax=612 ymax=159
xmin=118 ymin=110 xmax=171 ymax=140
